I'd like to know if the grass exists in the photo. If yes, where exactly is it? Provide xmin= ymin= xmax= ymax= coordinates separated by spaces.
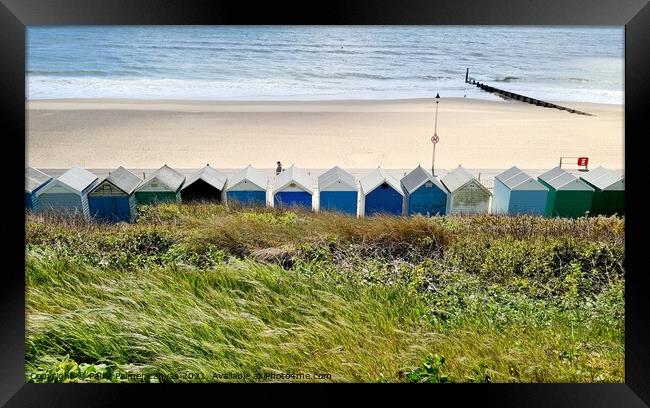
xmin=25 ymin=203 xmax=624 ymax=383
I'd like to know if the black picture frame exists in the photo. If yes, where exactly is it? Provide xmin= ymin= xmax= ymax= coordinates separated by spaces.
xmin=2 ymin=0 xmax=648 ymax=406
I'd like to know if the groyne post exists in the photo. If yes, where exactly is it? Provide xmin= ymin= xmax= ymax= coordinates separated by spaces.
xmin=465 ymin=68 xmax=593 ymax=116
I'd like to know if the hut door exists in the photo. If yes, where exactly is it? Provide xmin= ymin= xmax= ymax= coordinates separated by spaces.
xmin=111 ymin=196 xmax=118 ymax=217
xmin=102 ymin=196 xmax=112 ymax=218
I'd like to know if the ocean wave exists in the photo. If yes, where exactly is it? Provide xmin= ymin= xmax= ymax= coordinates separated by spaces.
xmin=494 ymin=76 xmax=521 ymax=82
xmin=27 ymin=68 xmax=153 ymax=78
xmin=27 ymin=69 xmax=112 ymax=77
xmin=533 ymin=76 xmax=596 ymax=83
xmin=296 ymin=72 xmax=456 ymax=81
xmin=371 ymin=50 xmax=442 ymax=57
xmin=333 ymin=72 xmax=392 ymax=80
xmin=135 ymin=44 xmax=367 ymax=55
xmin=417 ymin=75 xmax=453 ymax=81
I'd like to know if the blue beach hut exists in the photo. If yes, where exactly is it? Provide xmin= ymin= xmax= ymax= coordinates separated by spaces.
xmin=25 ymin=167 xmax=52 ymax=212
xmin=359 ymin=168 xmax=404 ymax=216
xmin=225 ymin=165 xmax=268 ymax=206
xmin=493 ymin=166 xmax=549 ymax=215
xmin=273 ymin=165 xmax=313 ymax=210
xmin=317 ymin=166 xmax=358 ymax=215
xmin=88 ymin=166 xmax=142 ymax=222
xmin=401 ymin=165 xmax=448 ymax=216
xmin=36 ymin=167 xmax=99 ymax=217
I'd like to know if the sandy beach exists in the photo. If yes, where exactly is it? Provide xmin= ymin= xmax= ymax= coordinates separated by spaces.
xmin=26 ymin=98 xmax=624 ymax=170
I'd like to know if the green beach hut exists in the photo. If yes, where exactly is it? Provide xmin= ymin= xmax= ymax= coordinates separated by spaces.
xmin=579 ymin=166 xmax=624 ymax=216
xmin=538 ymin=167 xmax=594 ymax=218
xmin=134 ymin=164 xmax=185 ymax=205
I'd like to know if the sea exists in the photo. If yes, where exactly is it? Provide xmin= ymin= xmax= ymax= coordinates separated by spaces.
xmin=26 ymin=26 xmax=624 ymax=104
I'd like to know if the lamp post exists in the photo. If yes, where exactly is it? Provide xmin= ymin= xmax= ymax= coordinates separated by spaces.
xmin=431 ymin=93 xmax=440 ymax=176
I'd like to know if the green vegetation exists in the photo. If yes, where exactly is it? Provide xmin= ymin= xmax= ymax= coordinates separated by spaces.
xmin=25 ymin=204 xmax=624 ymax=383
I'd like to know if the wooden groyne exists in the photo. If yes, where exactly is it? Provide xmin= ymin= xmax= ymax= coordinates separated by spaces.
xmin=465 ymin=69 xmax=593 ymax=116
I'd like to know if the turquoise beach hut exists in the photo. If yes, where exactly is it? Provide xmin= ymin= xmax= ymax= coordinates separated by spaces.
xmin=25 ymin=167 xmax=52 ymax=212
xmin=318 ymin=166 xmax=358 ymax=215
xmin=359 ymin=168 xmax=404 ymax=216
xmin=493 ymin=166 xmax=549 ymax=215
xmin=401 ymin=165 xmax=448 ymax=216
xmin=36 ymin=167 xmax=99 ymax=217
xmin=273 ymin=165 xmax=313 ymax=210
xmin=88 ymin=166 xmax=141 ymax=222
xmin=225 ymin=165 xmax=268 ymax=206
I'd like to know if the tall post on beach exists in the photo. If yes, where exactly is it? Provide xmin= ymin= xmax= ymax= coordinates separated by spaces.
xmin=431 ymin=93 xmax=440 ymax=177
xmin=465 ymin=68 xmax=469 ymax=83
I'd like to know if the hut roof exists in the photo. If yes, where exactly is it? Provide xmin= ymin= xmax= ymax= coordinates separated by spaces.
xmin=496 ymin=166 xmax=548 ymax=191
xmin=183 ymin=165 xmax=227 ymax=191
xmin=25 ymin=167 xmax=52 ymax=193
xmin=105 ymin=166 xmax=142 ymax=195
xmin=359 ymin=168 xmax=403 ymax=196
xmin=227 ymin=165 xmax=268 ymax=191
xmin=538 ymin=167 xmax=566 ymax=184
xmin=580 ymin=166 xmax=609 ymax=183
xmin=273 ymin=165 xmax=313 ymax=193
xmin=495 ymin=166 xmax=522 ymax=183
xmin=318 ymin=166 xmax=357 ymax=190
xmin=441 ymin=166 xmax=490 ymax=194
xmin=140 ymin=164 xmax=185 ymax=191
xmin=57 ymin=167 xmax=98 ymax=193
xmin=401 ymin=165 xmax=446 ymax=194
xmin=580 ymin=166 xmax=624 ymax=190
xmin=539 ymin=167 xmax=594 ymax=191
xmin=587 ymin=172 xmax=625 ymax=191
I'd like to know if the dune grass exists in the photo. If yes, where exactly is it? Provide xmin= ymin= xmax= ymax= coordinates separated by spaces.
xmin=25 ymin=204 xmax=624 ymax=382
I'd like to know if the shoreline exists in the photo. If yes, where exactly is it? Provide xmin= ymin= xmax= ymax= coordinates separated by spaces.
xmin=27 ymin=98 xmax=624 ymax=170
xmin=27 ymin=97 xmax=623 ymax=110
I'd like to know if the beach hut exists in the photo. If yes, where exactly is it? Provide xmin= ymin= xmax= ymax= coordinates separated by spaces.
xmin=181 ymin=165 xmax=227 ymax=202
xmin=493 ymin=166 xmax=549 ymax=215
xmin=225 ymin=165 xmax=268 ymax=206
xmin=317 ymin=166 xmax=358 ymax=215
xmin=538 ymin=166 xmax=594 ymax=218
xmin=441 ymin=166 xmax=492 ymax=215
xmin=134 ymin=164 xmax=185 ymax=205
xmin=359 ymin=168 xmax=404 ymax=216
xmin=401 ymin=165 xmax=448 ymax=216
xmin=36 ymin=167 xmax=99 ymax=217
xmin=579 ymin=166 xmax=624 ymax=216
xmin=88 ymin=166 xmax=141 ymax=222
xmin=273 ymin=165 xmax=313 ymax=210
xmin=25 ymin=167 xmax=52 ymax=212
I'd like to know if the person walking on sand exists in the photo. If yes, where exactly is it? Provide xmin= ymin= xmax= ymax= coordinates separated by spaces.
xmin=276 ymin=161 xmax=283 ymax=175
